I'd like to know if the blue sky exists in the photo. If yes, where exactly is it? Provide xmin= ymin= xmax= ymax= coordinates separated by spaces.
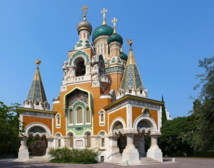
xmin=0 ymin=0 xmax=213 ymax=118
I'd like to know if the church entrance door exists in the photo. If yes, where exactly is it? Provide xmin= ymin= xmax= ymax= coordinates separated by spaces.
xmin=27 ymin=126 xmax=48 ymax=156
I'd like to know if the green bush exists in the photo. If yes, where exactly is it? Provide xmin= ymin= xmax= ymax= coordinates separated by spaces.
xmin=49 ymin=148 xmax=99 ymax=164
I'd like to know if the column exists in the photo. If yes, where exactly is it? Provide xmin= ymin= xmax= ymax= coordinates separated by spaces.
xmin=135 ymin=134 xmax=146 ymax=157
xmin=18 ymin=136 xmax=29 ymax=161
xmin=147 ymin=131 xmax=163 ymax=162
xmin=106 ymin=134 xmax=121 ymax=161
xmin=122 ymin=130 xmax=140 ymax=164
xmin=46 ymin=136 xmax=54 ymax=158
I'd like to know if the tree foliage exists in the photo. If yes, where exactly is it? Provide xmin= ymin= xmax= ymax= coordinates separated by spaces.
xmin=0 ymin=101 xmax=23 ymax=156
xmin=161 ymin=96 xmax=167 ymax=125
xmin=159 ymin=117 xmax=196 ymax=156
xmin=192 ymin=56 xmax=214 ymax=154
xmin=159 ymin=56 xmax=214 ymax=157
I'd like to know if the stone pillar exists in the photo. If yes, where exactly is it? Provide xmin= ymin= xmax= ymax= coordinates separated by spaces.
xmin=134 ymin=134 xmax=146 ymax=157
xmin=147 ymin=131 xmax=163 ymax=162
xmin=46 ymin=136 xmax=54 ymax=158
xmin=122 ymin=130 xmax=140 ymax=165
xmin=107 ymin=134 xmax=121 ymax=161
xmin=18 ymin=136 xmax=29 ymax=161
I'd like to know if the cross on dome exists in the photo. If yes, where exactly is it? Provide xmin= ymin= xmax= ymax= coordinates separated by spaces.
xmin=101 ymin=8 xmax=108 ymax=25
xmin=112 ymin=17 xmax=118 ymax=33
xmin=81 ymin=5 xmax=89 ymax=21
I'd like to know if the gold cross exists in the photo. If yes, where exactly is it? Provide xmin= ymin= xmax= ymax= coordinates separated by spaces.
xmin=81 ymin=5 xmax=88 ymax=11
xmin=81 ymin=5 xmax=89 ymax=20
xmin=101 ymin=8 xmax=108 ymax=14
xmin=112 ymin=18 xmax=118 ymax=33
xmin=101 ymin=8 xmax=108 ymax=25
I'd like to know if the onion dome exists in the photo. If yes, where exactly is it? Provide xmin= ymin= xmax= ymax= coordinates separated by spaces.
xmin=77 ymin=20 xmax=92 ymax=35
xmin=92 ymin=25 xmax=113 ymax=41
xmin=107 ymin=33 xmax=123 ymax=45
xmin=120 ymin=52 xmax=128 ymax=61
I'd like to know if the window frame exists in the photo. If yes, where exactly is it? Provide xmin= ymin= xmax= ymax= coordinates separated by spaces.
xmin=99 ymin=110 xmax=105 ymax=126
xmin=55 ymin=113 xmax=61 ymax=128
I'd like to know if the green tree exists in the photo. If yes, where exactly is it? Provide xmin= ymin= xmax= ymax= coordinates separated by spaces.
xmin=0 ymin=101 xmax=23 ymax=156
xmin=192 ymin=56 xmax=214 ymax=154
xmin=159 ymin=117 xmax=195 ymax=156
xmin=161 ymin=96 xmax=167 ymax=125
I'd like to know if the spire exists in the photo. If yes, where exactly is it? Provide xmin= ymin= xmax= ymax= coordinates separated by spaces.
xmin=120 ymin=40 xmax=146 ymax=97
xmin=26 ymin=60 xmax=47 ymax=103
xmin=112 ymin=17 xmax=118 ymax=33
xmin=101 ymin=8 xmax=108 ymax=25
xmin=81 ymin=5 xmax=88 ymax=21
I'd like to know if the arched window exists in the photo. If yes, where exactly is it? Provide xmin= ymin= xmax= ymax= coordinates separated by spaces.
xmin=56 ymin=133 xmax=61 ymax=148
xmin=85 ymin=132 xmax=91 ymax=147
xmin=68 ymin=133 xmax=74 ymax=148
xmin=75 ymin=57 xmax=85 ymax=76
xmin=56 ymin=114 xmax=61 ymax=128
xmin=69 ymin=109 xmax=73 ymax=124
xmin=112 ymin=121 xmax=123 ymax=131
xmin=99 ymin=111 xmax=105 ymax=126
xmin=86 ymin=107 xmax=90 ymax=124
xmin=137 ymin=120 xmax=152 ymax=129
xmin=76 ymin=106 xmax=83 ymax=124
xmin=142 ymin=108 xmax=150 ymax=117
xmin=99 ymin=131 xmax=105 ymax=147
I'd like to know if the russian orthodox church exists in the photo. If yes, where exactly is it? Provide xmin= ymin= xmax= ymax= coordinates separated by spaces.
xmin=17 ymin=7 xmax=163 ymax=165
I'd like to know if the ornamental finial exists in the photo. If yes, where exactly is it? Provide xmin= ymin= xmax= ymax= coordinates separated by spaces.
xmin=126 ymin=39 xmax=133 ymax=49
xmin=35 ymin=59 xmax=41 ymax=68
xmin=81 ymin=5 xmax=89 ymax=21
xmin=101 ymin=8 xmax=108 ymax=25
xmin=112 ymin=17 xmax=118 ymax=33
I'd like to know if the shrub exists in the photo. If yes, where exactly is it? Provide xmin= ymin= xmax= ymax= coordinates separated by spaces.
xmin=49 ymin=148 xmax=99 ymax=164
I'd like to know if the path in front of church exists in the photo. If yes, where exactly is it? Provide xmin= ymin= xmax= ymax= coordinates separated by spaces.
xmin=0 ymin=157 xmax=213 ymax=168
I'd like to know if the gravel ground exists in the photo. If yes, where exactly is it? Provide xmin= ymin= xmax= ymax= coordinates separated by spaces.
xmin=0 ymin=157 xmax=213 ymax=168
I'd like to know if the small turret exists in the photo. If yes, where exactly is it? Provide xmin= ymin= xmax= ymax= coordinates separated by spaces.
xmin=107 ymin=18 xmax=123 ymax=58
xmin=74 ymin=5 xmax=93 ymax=50
xmin=24 ymin=60 xmax=50 ymax=110
xmin=118 ymin=40 xmax=148 ymax=98
xmin=92 ymin=8 xmax=113 ymax=59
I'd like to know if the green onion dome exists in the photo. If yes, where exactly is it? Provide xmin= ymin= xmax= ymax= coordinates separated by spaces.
xmin=92 ymin=25 xmax=114 ymax=41
xmin=107 ymin=33 xmax=123 ymax=45
xmin=120 ymin=52 xmax=128 ymax=61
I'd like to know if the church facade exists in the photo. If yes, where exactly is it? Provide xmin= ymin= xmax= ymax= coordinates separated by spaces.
xmin=17 ymin=8 xmax=163 ymax=164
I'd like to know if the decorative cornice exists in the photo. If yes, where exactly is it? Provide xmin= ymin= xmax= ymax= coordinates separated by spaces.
xmin=17 ymin=107 xmax=56 ymax=114
xmin=104 ymin=95 xmax=163 ymax=110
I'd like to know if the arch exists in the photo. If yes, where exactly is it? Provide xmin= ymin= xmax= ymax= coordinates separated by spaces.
xmin=133 ymin=116 xmax=158 ymax=131
xmin=85 ymin=131 xmax=91 ymax=147
xmin=76 ymin=106 xmax=83 ymax=124
xmin=64 ymin=87 xmax=92 ymax=108
xmin=25 ymin=122 xmax=51 ymax=136
xmin=98 ymin=130 xmax=107 ymax=136
xmin=142 ymin=108 xmax=151 ymax=117
xmin=69 ymin=50 xmax=89 ymax=66
xmin=55 ymin=113 xmax=61 ymax=128
xmin=109 ymin=117 xmax=126 ymax=133
xmin=67 ymin=132 xmax=74 ymax=148
xmin=74 ymin=57 xmax=86 ymax=76
xmin=55 ymin=132 xmax=62 ymax=148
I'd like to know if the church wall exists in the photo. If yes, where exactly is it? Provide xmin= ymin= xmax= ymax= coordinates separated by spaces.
xmin=23 ymin=116 xmax=52 ymax=134
xmin=132 ymin=106 xmax=158 ymax=128
xmin=108 ymin=107 xmax=127 ymax=131
xmin=53 ymin=82 xmax=112 ymax=136
xmin=109 ymin=73 xmax=123 ymax=92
